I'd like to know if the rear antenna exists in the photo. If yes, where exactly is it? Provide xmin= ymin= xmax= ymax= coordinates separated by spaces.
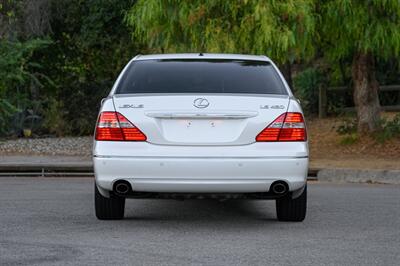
xmin=199 ymin=52 xmax=204 ymax=56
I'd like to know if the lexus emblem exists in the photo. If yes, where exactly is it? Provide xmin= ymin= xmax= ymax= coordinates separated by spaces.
xmin=193 ymin=98 xmax=209 ymax=109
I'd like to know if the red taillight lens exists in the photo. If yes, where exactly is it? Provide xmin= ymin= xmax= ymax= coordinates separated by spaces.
xmin=95 ymin=112 xmax=124 ymax=141
xmin=255 ymin=113 xmax=286 ymax=141
xmin=95 ymin=112 xmax=147 ymax=141
xmin=278 ymin=113 xmax=306 ymax=141
xmin=256 ymin=112 xmax=307 ymax=142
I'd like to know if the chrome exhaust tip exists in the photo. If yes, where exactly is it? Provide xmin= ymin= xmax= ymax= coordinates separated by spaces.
xmin=114 ymin=180 xmax=131 ymax=195
xmin=271 ymin=181 xmax=288 ymax=195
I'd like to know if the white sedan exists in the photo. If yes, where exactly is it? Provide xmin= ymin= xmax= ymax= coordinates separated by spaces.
xmin=93 ymin=53 xmax=308 ymax=221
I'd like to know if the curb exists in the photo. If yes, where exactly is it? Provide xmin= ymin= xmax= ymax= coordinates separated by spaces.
xmin=317 ymin=168 xmax=400 ymax=185
xmin=0 ymin=164 xmax=399 ymax=184
xmin=0 ymin=163 xmax=93 ymax=177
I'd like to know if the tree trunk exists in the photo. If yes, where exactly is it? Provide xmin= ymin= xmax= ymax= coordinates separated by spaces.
xmin=282 ymin=61 xmax=293 ymax=91
xmin=351 ymin=52 xmax=381 ymax=133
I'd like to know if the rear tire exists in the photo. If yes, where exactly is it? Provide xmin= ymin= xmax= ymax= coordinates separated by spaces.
xmin=95 ymin=184 xmax=125 ymax=220
xmin=276 ymin=185 xmax=307 ymax=222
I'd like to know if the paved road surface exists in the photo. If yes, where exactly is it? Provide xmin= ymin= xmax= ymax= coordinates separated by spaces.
xmin=0 ymin=177 xmax=399 ymax=266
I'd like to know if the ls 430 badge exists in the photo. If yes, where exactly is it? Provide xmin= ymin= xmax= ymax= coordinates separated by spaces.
xmin=119 ymin=104 xmax=144 ymax=109
xmin=260 ymin=105 xmax=285 ymax=109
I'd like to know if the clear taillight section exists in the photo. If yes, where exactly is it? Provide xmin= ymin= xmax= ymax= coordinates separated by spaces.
xmin=95 ymin=112 xmax=147 ymax=141
xmin=256 ymin=112 xmax=307 ymax=142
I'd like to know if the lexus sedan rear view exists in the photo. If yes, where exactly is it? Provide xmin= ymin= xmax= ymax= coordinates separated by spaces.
xmin=93 ymin=53 xmax=308 ymax=221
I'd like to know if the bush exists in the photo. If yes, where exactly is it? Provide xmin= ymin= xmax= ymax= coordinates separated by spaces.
xmin=337 ymin=114 xmax=400 ymax=143
xmin=340 ymin=133 xmax=358 ymax=145
xmin=0 ymin=39 xmax=52 ymax=137
xmin=42 ymin=98 xmax=65 ymax=136
xmin=336 ymin=117 xmax=357 ymax=135
xmin=293 ymin=68 xmax=322 ymax=115
xmin=374 ymin=114 xmax=400 ymax=143
xmin=0 ymin=99 xmax=19 ymax=135
xmin=58 ymin=80 xmax=111 ymax=135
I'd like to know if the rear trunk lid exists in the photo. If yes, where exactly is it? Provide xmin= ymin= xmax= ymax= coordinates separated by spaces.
xmin=113 ymin=94 xmax=289 ymax=146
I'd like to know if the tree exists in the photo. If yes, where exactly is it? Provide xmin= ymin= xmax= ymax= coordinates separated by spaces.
xmin=44 ymin=0 xmax=138 ymax=135
xmin=0 ymin=0 xmax=52 ymax=40
xmin=321 ymin=0 xmax=400 ymax=133
xmin=0 ymin=0 xmax=139 ymax=136
xmin=0 ymin=0 xmax=54 ymax=136
xmin=0 ymin=39 xmax=51 ymax=135
xmin=126 ymin=0 xmax=316 ymax=88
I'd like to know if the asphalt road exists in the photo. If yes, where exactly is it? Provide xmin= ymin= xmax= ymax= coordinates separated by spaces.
xmin=0 ymin=178 xmax=399 ymax=266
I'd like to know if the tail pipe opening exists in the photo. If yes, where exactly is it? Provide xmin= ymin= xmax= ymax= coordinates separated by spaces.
xmin=270 ymin=181 xmax=289 ymax=196
xmin=113 ymin=180 xmax=132 ymax=195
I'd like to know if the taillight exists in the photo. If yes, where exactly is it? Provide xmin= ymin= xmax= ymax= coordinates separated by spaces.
xmin=256 ymin=112 xmax=306 ymax=142
xmin=95 ymin=112 xmax=147 ymax=141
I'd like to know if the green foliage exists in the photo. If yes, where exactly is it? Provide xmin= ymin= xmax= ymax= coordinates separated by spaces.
xmin=321 ymin=0 xmax=400 ymax=61
xmin=293 ymin=68 xmax=322 ymax=114
xmin=0 ymin=99 xmax=19 ymax=135
xmin=42 ymin=0 xmax=138 ymax=135
xmin=337 ymin=117 xmax=358 ymax=135
xmin=0 ymin=39 xmax=52 ymax=92
xmin=126 ymin=0 xmax=316 ymax=63
xmin=337 ymin=114 xmax=400 ymax=143
xmin=336 ymin=115 xmax=359 ymax=145
xmin=0 ymin=39 xmax=51 ymax=136
xmin=374 ymin=114 xmax=400 ymax=143
xmin=340 ymin=133 xmax=358 ymax=145
xmin=42 ymin=97 xmax=65 ymax=136
xmin=320 ymin=1 xmax=400 ymax=133
xmin=0 ymin=0 xmax=138 ymax=137
xmin=1 ymin=1 xmax=400 ymax=137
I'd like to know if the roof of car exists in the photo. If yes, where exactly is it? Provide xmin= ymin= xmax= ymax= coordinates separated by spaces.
xmin=133 ymin=53 xmax=271 ymax=62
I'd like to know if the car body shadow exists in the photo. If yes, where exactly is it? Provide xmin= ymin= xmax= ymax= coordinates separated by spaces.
xmin=122 ymin=199 xmax=277 ymax=223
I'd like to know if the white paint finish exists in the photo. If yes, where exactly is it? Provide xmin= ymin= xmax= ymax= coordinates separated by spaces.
xmin=94 ymin=156 xmax=308 ymax=193
xmin=93 ymin=141 xmax=308 ymax=158
xmin=112 ymin=95 xmax=290 ymax=145
xmin=99 ymin=97 xmax=115 ymax=112
xmin=134 ymin=53 xmax=271 ymax=62
xmin=94 ymin=53 xmax=308 ymax=194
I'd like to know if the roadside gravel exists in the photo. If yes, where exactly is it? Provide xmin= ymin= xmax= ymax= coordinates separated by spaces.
xmin=0 ymin=137 xmax=92 ymax=157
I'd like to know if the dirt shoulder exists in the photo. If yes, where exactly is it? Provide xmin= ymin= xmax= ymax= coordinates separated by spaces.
xmin=308 ymin=116 xmax=400 ymax=170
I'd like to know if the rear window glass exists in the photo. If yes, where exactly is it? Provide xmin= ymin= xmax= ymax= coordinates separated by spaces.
xmin=116 ymin=59 xmax=287 ymax=95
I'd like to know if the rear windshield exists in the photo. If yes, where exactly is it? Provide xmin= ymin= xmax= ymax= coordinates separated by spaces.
xmin=115 ymin=59 xmax=287 ymax=95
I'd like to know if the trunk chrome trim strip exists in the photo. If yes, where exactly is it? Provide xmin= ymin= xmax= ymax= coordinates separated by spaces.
xmin=93 ymin=155 xmax=308 ymax=159
xmin=113 ymin=93 xmax=289 ymax=98
xmin=145 ymin=111 xmax=259 ymax=119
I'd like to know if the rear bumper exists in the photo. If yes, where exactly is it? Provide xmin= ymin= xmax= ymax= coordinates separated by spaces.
xmin=94 ymin=156 xmax=308 ymax=193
